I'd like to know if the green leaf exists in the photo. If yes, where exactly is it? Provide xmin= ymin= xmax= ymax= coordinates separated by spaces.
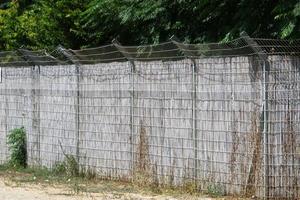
xmin=281 ymin=21 xmax=295 ymax=38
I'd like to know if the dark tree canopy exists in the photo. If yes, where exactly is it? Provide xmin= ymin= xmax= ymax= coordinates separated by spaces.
xmin=0 ymin=0 xmax=299 ymax=50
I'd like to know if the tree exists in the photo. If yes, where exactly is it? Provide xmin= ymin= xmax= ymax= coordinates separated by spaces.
xmin=0 ymin=0 xmax=88 ymax=50
xmin=0 ymin=1 xmax=20 ymax=50
xmin=273 ymin=0 xmax=300 ymax=38
xmin=0 ymin=0 xmax=299 ymax=51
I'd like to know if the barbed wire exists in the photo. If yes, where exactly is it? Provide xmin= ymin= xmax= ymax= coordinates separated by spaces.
xmin=0 ymin=35 xmax=300 ymax=105
xmin=1 ymin=35 xmax=300 ymax=67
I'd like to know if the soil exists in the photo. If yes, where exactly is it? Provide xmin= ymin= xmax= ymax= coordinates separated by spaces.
xmin=0 ymin=178 xmax=216 ymax=200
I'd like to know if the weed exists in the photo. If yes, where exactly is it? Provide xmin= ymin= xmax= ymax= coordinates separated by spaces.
xmin=52 ymin=161 xmax=66 ymax=175
xmin=69 ymin=181 xmax=84 ymax=194
xmin=81 ymin=167 xmax=96 ymax=180
xmin=0 ymin=163 xmax=230 ymax=199
xmin=132 ymin=170 xmax=152 ymax=187
xmin=207 ymin=183 xmax=225 ymax=197
xmin=182 ymin=181 xmax=198 ymax=194
xmin=52 ymin=156 xmax=96 ymax=180
xmin=136 ymin=121 xmax=150 ymax=172
xmin=7 ymin=127 xmax=27 ymax=168
xmin=64 ymin=155 xmax=79 ymax=177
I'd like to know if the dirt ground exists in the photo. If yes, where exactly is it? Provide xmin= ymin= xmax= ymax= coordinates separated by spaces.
xmin=0 ymin=177 xmax=219 ymax=200
xmin=0 ymin=166 xmax=249 ymax=200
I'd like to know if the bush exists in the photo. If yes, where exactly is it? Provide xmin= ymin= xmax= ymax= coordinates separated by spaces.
xmin=52 ymin=161 xmax=66 ymax=175
xmin=7 ymin=127 xmax=27 ymax=168
xmin=65 ymin=155 xmax=79 ymax=177
xmin=207 ymin=183 xmax=225 ymax=197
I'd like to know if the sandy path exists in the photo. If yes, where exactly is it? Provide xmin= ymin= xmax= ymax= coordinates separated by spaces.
xmin=0 ymin=178 xmax=214 ymax=200
xmin=0 ymin=179 xmax=91 ymax=200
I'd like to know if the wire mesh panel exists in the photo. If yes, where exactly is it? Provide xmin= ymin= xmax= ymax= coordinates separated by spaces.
xmin=133 ymin=60 xmax=194 ymax=184
xmin=0 ymin=67 xmax=33 ymax=164
xmin=0 ymin=86 xmax=6 ymax=164
xmin=195 ymin=57 xmax=264 ymax=196
xmin=267 ymin=56 xmax=300 ymax=199
xmin=0 ymin=36 xmax=300 ymax=199
xmin=38 ymin=65 xmax=78 ymax=167
xmin=79 ymin=62 xmax=132 ymax=178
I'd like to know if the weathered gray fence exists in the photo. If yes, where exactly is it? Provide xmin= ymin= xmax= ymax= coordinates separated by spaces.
xmin=0 ymin=35 xmax=299 ymax=199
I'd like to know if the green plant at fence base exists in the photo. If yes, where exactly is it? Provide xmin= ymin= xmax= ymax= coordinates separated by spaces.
xmin=82 ymin=167 xmax=96 ymax=180
xmin=207 ymin=183 xmax=225 ymax=197
xmin=132 ymin=169 xmax=161 ymax=194
xmin=52 ymin=155 xmax=96 ymax=180
xmin=52 ymin=155 xmax=79 ymax=177
xmin=65 ymin=155 xmax=79 ymax=177
xmin=52 ymin=161 xmax=67 ymax=175
xmin=182 ymin=181 xmax=198 ymax=194
xmin=70 ymin=182 xmax=82 ymax=194
xmin=7 ymin=127 xmax=27 ymax=168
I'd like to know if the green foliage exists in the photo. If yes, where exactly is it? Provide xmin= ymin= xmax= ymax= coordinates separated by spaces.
xmin=52 ymin=161 xmax=67 ymax=175
xmin=181 ymin=181 xmax=198 ymax=194
xmin=207 ymin=183 xmax=225 ymax=197
xmin=64 ymin=155 xmax=80 ymax=177
xmin=0 ymin=0 xmax=299 ymax=51
xmin=273 ymin=0 xmax=300 ymax=38
xmin=0 ymin=0 xmax=87 ymax=50
xmin=81 ymin=0 xmax=300 ymax=45
xmin=0 ymin=1 xmax=19 ymax=50
xmin=17 ymin=1 xmax=66 ymax=50
xmin=7 ymin=127 xmax=27 ymax=168
xmin=52 ymin=155 xmax=79 ymax=177
xmin=53 ymin=155 xmax=96 ymax=180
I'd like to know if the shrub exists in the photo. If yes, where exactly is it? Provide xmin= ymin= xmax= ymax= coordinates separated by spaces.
xmin=207 ymin=183 xmax=225 ymax=197
xmin=52 ymin=161 xmax=66 ymax=175
xmin=7 ymin=127 xmax=27 ymax=168
xmin=65 ymin=155 xmax=79 ymax=177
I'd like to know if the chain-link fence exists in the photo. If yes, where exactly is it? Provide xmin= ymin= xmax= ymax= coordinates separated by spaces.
xmin=0 ymin=33 xmax=299 ymax=199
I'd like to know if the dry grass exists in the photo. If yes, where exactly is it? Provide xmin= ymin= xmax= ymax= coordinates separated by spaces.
xmin=0 ymin=164 xmax=251 ymax=200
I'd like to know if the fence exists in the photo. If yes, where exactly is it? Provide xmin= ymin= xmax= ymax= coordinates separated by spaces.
xmin=0 ymin=33 xmax=300 ymax=199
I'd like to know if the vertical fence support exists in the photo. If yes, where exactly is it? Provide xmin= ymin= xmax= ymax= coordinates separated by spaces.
xmin=112 ymin=39 xmax=136 ymax=178
xmin=56 ymin=46 xmax=81 ymax=164
xmin=241 ymin=33 xmax=270 ymax=199
xmin=171 ymin=36 xmax=198 ymax=182
xmin=75 ymin=63 xmax=80 ymax=164
xmin=18 ymin=49 xmax=41 ymax=165
xmin=262 ymin=61 xmax=269 ymax=199
xmin=191 ymin=57 xmax=198 ymax=182
xmin=3 ymin=67 xmax=8 ymax=162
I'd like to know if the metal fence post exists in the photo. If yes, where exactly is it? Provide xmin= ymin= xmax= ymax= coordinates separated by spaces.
xmin=170 ymin=36 xmax=198 ymax=182
xmin=112 ymin=39 xmax=136 ymax=178
xmin=56 ymin=46 xmax=81 ymax=164
xmin=241 ymin=32 xmax=270 ymax=199
xmin=262 ymin=61 xmax=269 ymax=199
xmin=191 ymin=57 xmax=198 ymax=182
